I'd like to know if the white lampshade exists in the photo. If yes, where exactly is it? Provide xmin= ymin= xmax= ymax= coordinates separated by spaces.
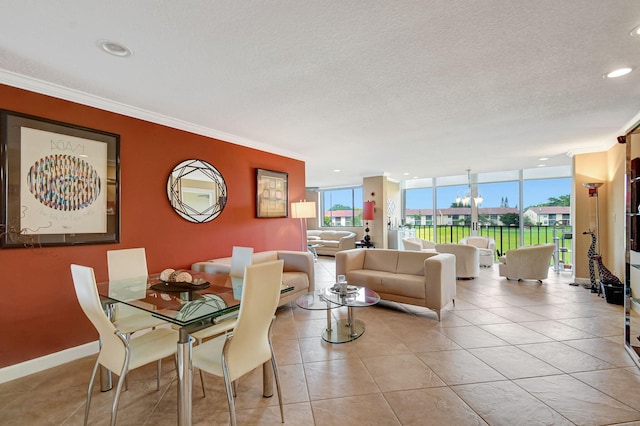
xmin=291 ymin=201 xmax=316 ymax=219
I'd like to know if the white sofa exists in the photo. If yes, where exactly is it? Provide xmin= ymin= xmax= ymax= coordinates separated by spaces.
xmin=307 ymin=230 xmax=356 ymax=256
xmin=498 ymin=244 xmax=555 ymax=282
xmin=335 ymin=248 xmax=456 ymax=320
xmin=191 ymin=250 xmax=314 ymax=306
xmin=460 ymin=236 xmax=496 ymax=267
xmin=402 ymin=237 xmax=436 ymax=252
xmin=435 ymin=243 xmax=479 ymax=279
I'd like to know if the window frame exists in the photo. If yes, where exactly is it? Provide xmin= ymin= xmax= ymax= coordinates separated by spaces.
xmin=319 ymin=187 xmax=363 ymax=227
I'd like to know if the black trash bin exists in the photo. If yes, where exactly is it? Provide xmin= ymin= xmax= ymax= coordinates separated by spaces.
xmin=601 ymin=282 xmax=624 ymax=305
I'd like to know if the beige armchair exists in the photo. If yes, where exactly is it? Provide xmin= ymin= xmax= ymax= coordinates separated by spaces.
xmin=498 ymin=244 xmax=555 ymax=282
xmin=435 ymin=243 xmax=480 ymax=279
xmin=402 ymin=237 xmax=436 ymax=251
xmin=460 ymin=236 xmax=496 ymax=267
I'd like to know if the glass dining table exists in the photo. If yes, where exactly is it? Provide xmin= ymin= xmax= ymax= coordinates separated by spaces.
xmin=96 ymin=271 xmax=293 ymax=426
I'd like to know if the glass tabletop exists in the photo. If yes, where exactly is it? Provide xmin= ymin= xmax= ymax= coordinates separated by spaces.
xmin=296 ymin=286 xmax=380 ymax=310
xmin=97 ymin=272 xmax=294 ymax=328
xmin=323 ymin=286 xmax=380 ymax=307
xmin=296 ymin=289 xmax=337 ymax=310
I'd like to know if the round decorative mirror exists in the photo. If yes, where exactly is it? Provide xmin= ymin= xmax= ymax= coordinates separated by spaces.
xmin=167 ymin=159 xmax=227 ymax=223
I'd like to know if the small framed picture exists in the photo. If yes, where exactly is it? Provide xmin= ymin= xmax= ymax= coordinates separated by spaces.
xmin=256 ymin=168 xmax=288 ymax=218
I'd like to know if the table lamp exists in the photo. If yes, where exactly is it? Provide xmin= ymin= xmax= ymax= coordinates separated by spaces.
xmin=363 ymin=201 xmax=375 ymax=247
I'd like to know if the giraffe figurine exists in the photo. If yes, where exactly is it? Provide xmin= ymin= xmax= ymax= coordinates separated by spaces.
xmin=591 ymin=255 xmax=622 ymax=285
xmin=592 ymin=254 xmax=624 ymax=303
xmin=582 ymin=230 xmax=598 ymax=291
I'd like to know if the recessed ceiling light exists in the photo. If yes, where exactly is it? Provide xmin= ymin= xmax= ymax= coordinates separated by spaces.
xmin=538 ymin=157 xmax=548 ymax=161
xmin=537 ymin=164 xmax=546 ymax=167
xmin=631 ymin=24 xmax=640 ymax=37
xmin=603 ymin=67 xmax=633 ymax=78
xmin=403 ymin=172 xmax=410 ymax=176
xmin=333 ymin=169 xmax=341 ymax=173
xmin=413 ymin=176 xmax=419 ymax=179
xmin=98 ymin=40 xmax=132 ymax=57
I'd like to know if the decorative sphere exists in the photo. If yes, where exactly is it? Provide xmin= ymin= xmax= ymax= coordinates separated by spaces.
xmin=160 ymin=269 xmax=175 ymax=281
xmin=174 ymin=271 xmax=193 ymax=283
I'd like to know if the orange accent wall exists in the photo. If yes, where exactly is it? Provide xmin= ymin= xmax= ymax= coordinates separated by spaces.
xmin=0 ymin=84 xmax=306 ymax=367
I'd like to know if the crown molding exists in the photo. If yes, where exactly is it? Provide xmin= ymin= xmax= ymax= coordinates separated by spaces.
xmin=0 ymin=69 xmax=304 ymax=161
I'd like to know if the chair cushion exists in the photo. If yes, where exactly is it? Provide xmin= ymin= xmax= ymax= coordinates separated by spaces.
xmin=318 ymin=241 xmax=340 ymax=248
xmin=282 ymin=271 xmax=308 ymax=290
xmin=253 ymin=251 xmax=279 ymax=263
xmin=345 ymin=270 xmax=385 ymax=288
xmin=363 ymin=250 xmax=399 ymax=273
xmin=382 ymin=274 xmax=426 ymax=299
xmin=396 ymin=251 xmax=433 ymax=275
xmin=464 ymin=237 xmax=489 ymax=248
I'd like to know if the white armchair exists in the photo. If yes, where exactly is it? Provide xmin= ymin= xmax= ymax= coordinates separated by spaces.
xmin=402 ymin=237 xmax=436 ymax=251
xmin=498 ymin=244 xmax=555 ymax=282
xmin=460 ymin=236 xmax=496 ymax=267
xmin=435 ymin=243 xmax=480 ymax=279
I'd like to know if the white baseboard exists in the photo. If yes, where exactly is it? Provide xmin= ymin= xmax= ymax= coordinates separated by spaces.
xmin=0 ymin=341 xmax=99 ymax=384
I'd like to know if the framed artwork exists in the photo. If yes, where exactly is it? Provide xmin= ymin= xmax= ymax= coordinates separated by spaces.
xmin=256 ymin=168 xmax=288 ymax=218
xmin=0 ymin=110 xmax=120 ymax=248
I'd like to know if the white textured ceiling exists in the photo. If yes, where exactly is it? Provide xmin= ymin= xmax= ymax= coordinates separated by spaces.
xmin=1 ymin=1 xmax=639 ymax=188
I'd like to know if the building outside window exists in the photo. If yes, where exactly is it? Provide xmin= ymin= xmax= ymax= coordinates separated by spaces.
xmin=320 ymin=187 xmax=363 ymax=227
xmin=404 ymin=166 xmax=572 ymax=256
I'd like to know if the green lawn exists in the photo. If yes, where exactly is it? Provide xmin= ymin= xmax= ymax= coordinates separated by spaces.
xmin=411 ymin=224 xmax=572 ymax=265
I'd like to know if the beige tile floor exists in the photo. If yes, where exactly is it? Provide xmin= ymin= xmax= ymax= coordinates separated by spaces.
xmin=3 ymin=256 xmax=640 ymax=425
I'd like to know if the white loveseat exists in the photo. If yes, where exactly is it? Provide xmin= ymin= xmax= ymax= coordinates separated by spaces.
xmin=191 ymin=250 xmax=314 ymax=306
xmin=307 ymin=230 xmax=356 ymax=256
xmin=335 ymin=249 xmax=456 ymax=320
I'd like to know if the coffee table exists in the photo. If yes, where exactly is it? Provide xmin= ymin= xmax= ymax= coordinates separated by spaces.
xmin=296 ymin=286 xmax=380 ymax=343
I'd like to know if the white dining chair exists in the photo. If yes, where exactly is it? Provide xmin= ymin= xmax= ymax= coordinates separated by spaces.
xmin=106 ymin=248 xmax=167 ymax=334
xmin=70 ymin=264 xmax=178 ymax=426
xmin=229 ymin=246 xmax=254 ymax=278
xmin=190 ymin=246 xmax=254 ymax=345
xmin=192 ymin=259 xmax=284 ymax=426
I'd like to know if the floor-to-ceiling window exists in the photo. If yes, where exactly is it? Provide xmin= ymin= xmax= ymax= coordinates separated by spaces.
xmin=523 ymin=170 xmax=572 ymax=267
xmin=403 ymin=166 xmax=572 ymax=262
xmin=476 ymin=170 xmax=521 ymax=254
xmin=405 ymin=186 xmax=434 ymax=240
xmin=435 ymin=178 xmax=471 ymax=243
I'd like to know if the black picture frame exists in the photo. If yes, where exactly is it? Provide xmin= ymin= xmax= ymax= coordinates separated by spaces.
xmin=256 ymin=168 xmax=288 ymax=218
xmin=0 ymin=110 xmax=120 ymax=248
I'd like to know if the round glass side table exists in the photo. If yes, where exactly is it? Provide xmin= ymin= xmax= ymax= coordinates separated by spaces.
xmin=296 ymin=286 xmax=380 ymax=343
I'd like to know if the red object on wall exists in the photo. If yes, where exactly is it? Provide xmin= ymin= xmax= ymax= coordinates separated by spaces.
xmin=0 ymin=83 xmax=306 ymax=368
xmin=363 ymin=201 xmax=375 ymax=221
